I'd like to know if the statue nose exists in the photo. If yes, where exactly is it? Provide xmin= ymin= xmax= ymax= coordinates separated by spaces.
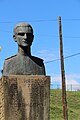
xmin=24 ymin=34 xmax=27 ymax=39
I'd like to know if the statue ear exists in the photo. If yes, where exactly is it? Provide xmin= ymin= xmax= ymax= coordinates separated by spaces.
xmin=13 ymin=35 xmax=17 ymax=42
xmin=33 ymin=35 xmax=34 ymax=40
xmin=32 ymin=34 xmax=34 ymax=42
xmin=31 ymin=35 xmax=34 ymax=43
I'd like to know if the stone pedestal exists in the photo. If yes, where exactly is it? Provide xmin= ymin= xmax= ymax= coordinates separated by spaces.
xmin=0 ymin=78 xmax=5 ymax=120
xmin=2 ymin=75 xmax=50 ymax=120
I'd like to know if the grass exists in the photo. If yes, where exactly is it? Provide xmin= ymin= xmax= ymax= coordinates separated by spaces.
xmin=50 ymin=89 xmax=80 ymax=120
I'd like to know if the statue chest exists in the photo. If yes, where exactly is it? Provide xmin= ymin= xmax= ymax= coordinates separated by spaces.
xmin=4 ymin=56 xmax=44 ymax=75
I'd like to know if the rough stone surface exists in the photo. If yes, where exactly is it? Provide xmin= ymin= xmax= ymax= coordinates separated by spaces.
xmin=2 ymin=75 xmax=50 ymax=120
xmin=0 ymin=78 xmax=5 ymax=120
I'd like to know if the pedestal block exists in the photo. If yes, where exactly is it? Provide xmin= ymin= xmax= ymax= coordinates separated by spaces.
xmin=2 ymin=75 xmax=50 ymax=120
xmin=0 ymin=78 xmax=5 ymax=120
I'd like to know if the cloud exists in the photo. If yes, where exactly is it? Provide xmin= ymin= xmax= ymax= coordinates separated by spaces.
xmin=51 ymin=74 xmax=80 ymax=91
xmin=66 ymin=74 xmax=80 ymax=91
xmin=66 ymin=74 xmax=80 ymax=80
xmin=66 ymin=79 xmax=80 ymax=91
xmin=51 ymin=75 xmax=61 ymax=83
xmin=36 ymin=50 xmax=59 ymax=62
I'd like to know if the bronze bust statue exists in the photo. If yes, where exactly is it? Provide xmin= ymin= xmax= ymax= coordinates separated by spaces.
xmin=3 ymin=22 xmax=46 ymax=75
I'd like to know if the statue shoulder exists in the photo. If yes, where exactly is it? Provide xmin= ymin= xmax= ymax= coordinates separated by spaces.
xmin=31 ymin=56 xmax=44 ymax=66
xmin=31 ymin=56 xmax=43 ymax=61
xmin=5 ymin=54 xmax=17 ymax=61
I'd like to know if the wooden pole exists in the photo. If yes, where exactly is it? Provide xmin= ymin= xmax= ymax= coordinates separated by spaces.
xmin=58 ymin=16 xmax=68 ymax=120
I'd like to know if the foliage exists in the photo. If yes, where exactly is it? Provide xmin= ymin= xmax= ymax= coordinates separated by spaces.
xmin=50 ymin=89 xmax=80 ymax=120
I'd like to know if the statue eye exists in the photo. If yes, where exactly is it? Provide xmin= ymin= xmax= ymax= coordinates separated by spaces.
xmin=27 ymin=33 xmax=33 ymax=37
xmin=17 ymin=33 xmax=25 ymax=36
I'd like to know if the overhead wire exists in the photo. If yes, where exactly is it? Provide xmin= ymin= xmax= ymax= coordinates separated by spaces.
xmin=0 ymin=18 xmax=80 ymax=38
xmin=0 ymin=18 xmax=80 ymax=23
xmin=0 ymin=18 xmax=80 ymax=64
xmin=0 ymin=19 xmax=57 ymax=23
xmin=0 ymin=30 xmax=80 ymax=39
xmin=0 ymin=52 xmax=80 ymax=73
xmin=45 ymin=52 xmax=80 ymax=64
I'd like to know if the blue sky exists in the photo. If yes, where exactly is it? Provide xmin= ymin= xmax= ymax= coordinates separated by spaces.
xmin=0 ymin=0 xmax=80 ymax=90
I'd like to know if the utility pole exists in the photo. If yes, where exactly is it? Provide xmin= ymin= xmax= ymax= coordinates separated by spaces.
xmin=58 ymin=16 xmax=68 ymax=120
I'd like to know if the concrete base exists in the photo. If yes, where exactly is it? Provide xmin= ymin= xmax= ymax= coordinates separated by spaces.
xmin=0 ymin=78 xmax=5 ymax=120
xmin=2 ymin=75 xmax=50 ymax=120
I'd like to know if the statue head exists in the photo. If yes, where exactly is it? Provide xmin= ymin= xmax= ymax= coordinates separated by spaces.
xmin=13 ymin=22 xmax=34 ymax=47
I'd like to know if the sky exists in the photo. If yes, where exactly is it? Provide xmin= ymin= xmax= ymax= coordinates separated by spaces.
xmin=0 ymin=0 xmax=80 ymax=90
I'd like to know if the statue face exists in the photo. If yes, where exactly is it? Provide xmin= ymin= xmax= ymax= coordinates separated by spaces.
xmin=14 ymin=26 xmax=34 ymax=47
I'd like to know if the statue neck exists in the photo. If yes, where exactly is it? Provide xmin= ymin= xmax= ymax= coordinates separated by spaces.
xmin=18 ymin=46 xmax=31 ymax=56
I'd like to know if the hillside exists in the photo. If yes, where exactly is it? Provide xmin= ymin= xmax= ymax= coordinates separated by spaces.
xmin=50 ymin=89 xmax=80 ymax=120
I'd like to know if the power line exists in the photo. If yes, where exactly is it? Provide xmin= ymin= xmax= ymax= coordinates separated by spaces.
xmin=36 ymin=35 xmax=80 ymax=39
xmin=0 ymin=30 xmax=80 ymax=39
xmin=0 ymin=19 xmax=57 ymax=23
xmin=45 ymin=52 xmax=80 ymax=64
xmin=62 ymin=18 xmax=80 ymax=21
xmin=0 ymin=18 xmax=80 ymax=23
xmin=0 ymin=53 xmax=80 ymax=72
xmin=64 ymin=52 xmax=80 ymax=59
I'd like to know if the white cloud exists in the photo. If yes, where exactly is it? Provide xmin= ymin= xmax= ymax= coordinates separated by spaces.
xmin=51 ymin=75 xmax=61 ymax=83
xmin=51 ymin=74 xmax=80 ymax=91
xmin=66 ymin=79 xmax=80 ymax=91
xmin=66 ymin=74 xmax=80 ymax=91
xmin=35 ymin=50 xmax=59 ymax=62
